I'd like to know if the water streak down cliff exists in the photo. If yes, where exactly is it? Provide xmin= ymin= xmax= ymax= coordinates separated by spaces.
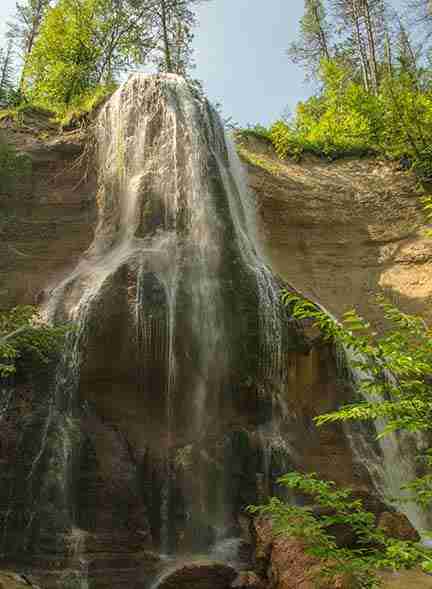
xmin=0 ymin=75 xmax=425 ymax=588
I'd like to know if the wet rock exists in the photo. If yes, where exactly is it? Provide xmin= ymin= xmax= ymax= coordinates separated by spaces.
xmin=252 ymin=517 xmax=274 ymax=577
xmin=311 ymin=506 xmax=357 ymax=548
xmin=253 ymin=517 xmax=352 ymax=589
xmin=154 ymin=560 xmax=237 ymax=589
xmin=377 ymin=511 xmax=420 ymax=542
xmin=0 ymin=572 xmax=41 ymax=589
xmin=231 ymin=571 xmax=266 ymax=589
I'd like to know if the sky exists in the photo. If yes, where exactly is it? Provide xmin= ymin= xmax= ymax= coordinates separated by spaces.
xmin=0 ymin=0 xmax=408 ymax=127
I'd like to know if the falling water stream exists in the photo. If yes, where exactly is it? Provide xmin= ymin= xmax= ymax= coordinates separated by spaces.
xmin=1 ymin=74 xmax=430 ymax=588
xmin=41 ymin=73 xmax=291 ymax=575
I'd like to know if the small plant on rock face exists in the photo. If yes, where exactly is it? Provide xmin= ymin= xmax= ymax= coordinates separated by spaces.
xmin=0 ymin=137 xmax=31 ymax=193
xmin=0 ymin=305 xmax=70 ymax=378
xmin=249 ymin=472 xmax=429 ymax=589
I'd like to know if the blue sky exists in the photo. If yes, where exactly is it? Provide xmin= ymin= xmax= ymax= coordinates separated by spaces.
xmin=0 ymin=0 xmax=407 ymax=126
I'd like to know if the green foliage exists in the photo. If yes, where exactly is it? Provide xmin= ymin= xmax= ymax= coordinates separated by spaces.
xmin=282 ymin=290 xmax=432 ymax=512
xmin=21 ymin=0 xmax=205 ymax=114
xmin=24 ymin=0 xmax=103 ymax=110
xmin=237 ymin=124 xmax=271 ymax=142
xmin=0 ymin=305 xmax=69 ymax=377
xmin=257 ymin=60 xmax=432 ymax=173
xmin=287 ymin=0 xmax=331 ymax=78
xmin=56 ymin=82 xmax=117 ymax=127
xmin=0 ymin=40 xmax=16 ymax=107
xmin=250 ymin=472 xmax=429 ymax=588
xmin=283 ymin=291 xmax=432 ymax=437
xmin=0 ymin=136 xmax=31 ymax=191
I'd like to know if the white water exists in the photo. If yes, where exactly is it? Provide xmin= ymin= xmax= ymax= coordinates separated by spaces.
xmin=38 ymin=73 xmax=288 ymax=554
xmin=340 ymin=346 xmax=432 ymax=536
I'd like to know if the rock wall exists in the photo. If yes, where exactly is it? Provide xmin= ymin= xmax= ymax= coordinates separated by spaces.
xmin=1 ymin=121 xmax=431 ymax=589
xmin=2 ymin=123 xmax=431 ymax=332
xmin=239 ymin=135 xmax=432 ymax=329
xmin=0 ymin=121 xmax=96 ymax=309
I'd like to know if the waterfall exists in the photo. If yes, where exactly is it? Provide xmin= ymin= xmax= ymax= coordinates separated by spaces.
xmin=36 ymin=73 xmax=291 ymax=557
xmin=3 ymin=73 xmax=428 ymax=588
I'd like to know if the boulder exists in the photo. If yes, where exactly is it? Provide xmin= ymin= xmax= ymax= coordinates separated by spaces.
xmin=377 ymin=511 xmax=420 ymax=542
xmin=231 ymin=571 xmax=266 ymax=589
xmin=153 ymin=560 xmax=237 ymax=589
xmin=252 ymin=517 xmax=352 ymax=589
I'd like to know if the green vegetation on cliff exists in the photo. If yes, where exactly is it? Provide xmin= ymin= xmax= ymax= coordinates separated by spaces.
xmin=243 ymin=61 xmax=432 ymax=176
xmin=0 ymin=305 xmax=69 ymax=377
xmin=251 ymin=472 xmax=430 ymax=588
xmin=0 ymin=136 xmax=31 ymax=191
xmin=238 ymin=1 xmax=432 ymax=177
xmin=252 ymin=293 xmax=432 ymax=587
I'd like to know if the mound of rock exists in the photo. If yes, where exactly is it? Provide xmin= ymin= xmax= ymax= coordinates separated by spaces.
xmin=153 ymin=560 xmax=237 ymax=589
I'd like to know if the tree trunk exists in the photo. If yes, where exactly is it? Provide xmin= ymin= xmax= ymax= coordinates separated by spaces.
xmin=312 ymin=2 xmax=330 ymax=60
xmin=351 ymin=0 xmax=371 ymax=92
xmin=362 ymin=0 xmax=379 ymax=93
xmin=160 ymin=0 xmax=173 ymax=73
xmin=19 ymin=0 xmax=46 ymax=91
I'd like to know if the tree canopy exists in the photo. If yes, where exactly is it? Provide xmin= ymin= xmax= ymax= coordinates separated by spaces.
xmin=0 ymin=0 xmax=208 ymax=115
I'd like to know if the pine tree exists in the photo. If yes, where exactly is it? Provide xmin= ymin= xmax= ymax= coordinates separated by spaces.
xmin=287 ymin=0 xmax=332 ymax=80
xmin=395 ymin=17 xmax=419 ymax=78
xmin=0 ymin=41 xmax=16 ymax=107
xmin=150 ymin=0 xmax=206 ymax=75
xmin=7 ymin=0 xmax=52 ymax=88
xmin=331 ymin=0 xmax=388 ymax=93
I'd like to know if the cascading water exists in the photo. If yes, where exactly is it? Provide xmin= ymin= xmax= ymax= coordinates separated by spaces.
xmin=1 ymin=73 xmax=297 ymax=581
xmin=338 ymin=346 xmax=432 ymax=536
xmin=1 ymin=73 xmax=428 ymax=588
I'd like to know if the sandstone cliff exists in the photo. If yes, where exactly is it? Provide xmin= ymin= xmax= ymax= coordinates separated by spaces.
xmin=0 ymin=112 xmax=96 ymax=309
xmin=238 ymin=134 xmax=432 ymax=330
xmin=0 ymin=117 xmax=430 ymax=589
xmin=2 ymin=122 xmax=431 ymax=334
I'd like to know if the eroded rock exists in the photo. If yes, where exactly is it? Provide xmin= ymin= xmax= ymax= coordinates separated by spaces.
xmin=153 ymin=560 xmax=237 ymax=589
xmin=377 ymin=511 xmax=420 ymax=542
xmin=231 ymin=571 xmax=266 ymax=589
xmin=0 ymin=572 xmax=41 ymax=589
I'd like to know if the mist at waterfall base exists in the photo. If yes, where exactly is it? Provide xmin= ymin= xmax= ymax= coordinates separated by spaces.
xmin=0 ymin=73 xmax=430 ymax=588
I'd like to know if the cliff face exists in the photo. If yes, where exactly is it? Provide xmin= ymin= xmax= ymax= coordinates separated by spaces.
xmin=2 ymin=124 xmax=431 ymax=331
xmin=0 ymin=119 xmax=96 ymax=309
xmin=239 ymin=135 xmax=432 ymax=329
xmin=0 ymin=119 xmax=428 ymax=588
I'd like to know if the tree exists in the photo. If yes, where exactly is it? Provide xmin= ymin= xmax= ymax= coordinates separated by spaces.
xmin=331 ymin=0 xmax=388 ymax=93
xmin=149 ymin=0 xmax=206 ymax=75
xmin=24 ymin=0 xmax=103 ymax=107
xmin=0 ymin=40 xmax=16 ymax=107
xmin=24 ymin=0 xmax=208 ymax=109
xmin=287 ymin=0 xmax=332 ymax=80
xmin=7 ymin=0 xmax=52 ymax=89
xmin=395 ymin=16 xmax=420 ymax=78
xmin=90 ymin=0 xmax=156 ymax=84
